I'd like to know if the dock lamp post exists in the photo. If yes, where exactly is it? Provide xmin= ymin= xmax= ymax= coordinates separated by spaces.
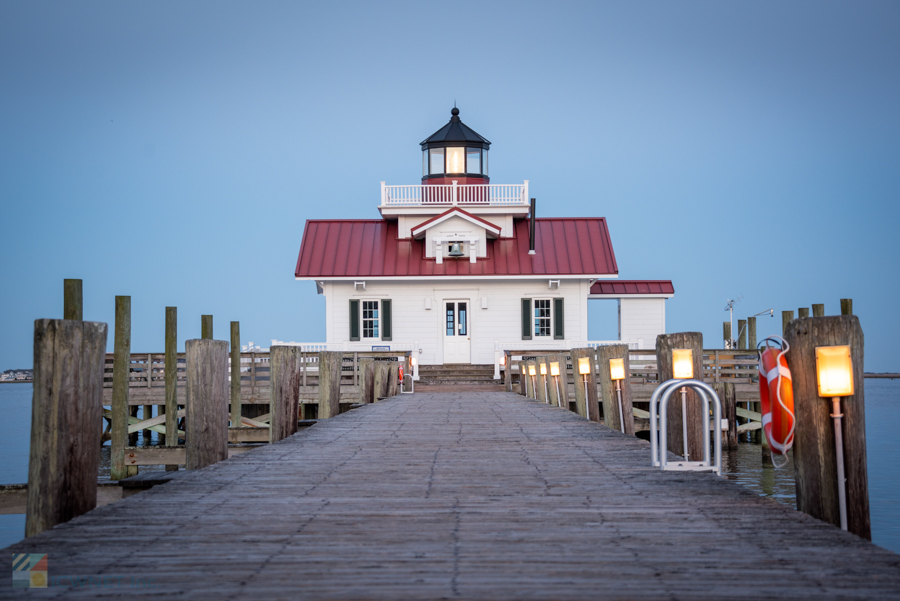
xmin=528 ymin=364 xmax=537 ymax=398
xmin=550 ymin=361 xmax=561 ymax=407
xmin=815 ymin=345 xmax=854 ymax=531
xmin=539 ymin=362 xmax=548 ymax=402
xmin=672 ymin=349 xmax=694 ymax=460
xmin=609 ymin=358 xmax=626 ymax=433
xmin=578 ymin=357 xmax=591 ymax=412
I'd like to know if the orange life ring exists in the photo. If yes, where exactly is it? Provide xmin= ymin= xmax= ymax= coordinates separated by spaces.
xmin=398 ymin=365 xmax=404 ymax=382
xmin=757 ymin=336 xmax=795 ymax=459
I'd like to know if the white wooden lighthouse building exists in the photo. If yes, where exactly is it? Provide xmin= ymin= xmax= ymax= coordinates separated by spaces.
xmin=294 ymin=108 xmax=673 ymax=369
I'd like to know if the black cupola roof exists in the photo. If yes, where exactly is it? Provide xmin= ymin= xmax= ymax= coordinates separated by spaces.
xmin=420 ymin=108 xmax=491 ymax=150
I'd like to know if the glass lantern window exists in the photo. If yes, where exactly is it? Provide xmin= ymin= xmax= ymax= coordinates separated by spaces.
xmin=429 ymin=148 xmax=444 ymax=174
xmin=483 ymin=150 xmax=489 ymax=176
xmin=446 ymin=147 xmax=465 ymax=174
xmin=466 ymin=148 xmax=481 ymax=174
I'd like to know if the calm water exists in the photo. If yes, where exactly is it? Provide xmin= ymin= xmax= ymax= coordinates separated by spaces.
xmin=2 ymin=381 xmax=898 ymax=553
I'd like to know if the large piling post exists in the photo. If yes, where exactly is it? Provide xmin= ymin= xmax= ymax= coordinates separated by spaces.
xmin=164 ymin=307 xmax=178 ymax=470
xmin=318 ymin=351 xmax=342 ymax=418
xmin=359 ymin=358 xmax=375 ymax=403
xmin=504 ymin=353 xmax=512 ymax=392
xmin=535 ymin=358 xmax=548 ymax=403
xmin=569 ymin=348 xmax=600 ymax=422
xmin=841 ymin=299 xmax=853 ymax=316
xmin=185 ymin=339 xmax=228 ymax=470
xmin=747 ymin=316 xmax=757 ymax=350
xmin=596 ymin=344 xmax=635 ymax=435
xmin=26 ymin=319 xmax=107 ymax=537
xmin=785 ymin=315 xmax=869 ymax=539
xmin=557 ymin=353 xmax=572 ymax=410
xmin=230 ymin=322 xmax=241 ymax=428
xmin=270 ymin=346 xmax=301 ymax=443
xmin=389 ymin=363 xmax=400 ymax=397
xmin=201 ymin=315 xmax=213 ymax=340
xmin=63 ymin=279 xmax=83 ymax=321
xmin=782 ymin=311 xmax=794 ymax=336
xmin=737 ymin=319 xmax=747 ymax=350
xmin=812 ymin=304 xmax=825 ymax=317
xmin=723 ymin=321 xmax=731 ymax=347
xmin=713 ymin=381 xmax=739 ymax=449
xmin=110 ymin=296 xmax=131 ymax=480
xmin=798 ymin=307 xmax=810 ymax=318
xmin=656 ymin=332 xmax=705 ymax=461
xmin=518 ymin=361 xmax=527 ymax=396
xmin=546 ymin=354 xmax=561 ymax=407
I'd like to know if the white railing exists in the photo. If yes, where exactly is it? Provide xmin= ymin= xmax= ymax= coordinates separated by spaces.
xmin=380 ymin=181 xmax=529 ymax=207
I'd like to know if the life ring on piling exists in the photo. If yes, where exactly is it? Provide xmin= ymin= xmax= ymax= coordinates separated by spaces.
xmin=757 ymin=336 xmax=795 ymax=465
xmin=398 ymin=365 xmax=404 ymax=383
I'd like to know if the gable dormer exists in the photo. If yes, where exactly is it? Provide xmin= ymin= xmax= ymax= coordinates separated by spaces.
xmin=411 ymin=208 xmax=501 ymax=263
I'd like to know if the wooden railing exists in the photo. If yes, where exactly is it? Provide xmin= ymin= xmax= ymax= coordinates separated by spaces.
xmin=380 ymin=181 xmax=529 ymax=206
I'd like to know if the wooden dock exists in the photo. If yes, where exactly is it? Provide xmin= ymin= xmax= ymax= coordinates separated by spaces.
xmin=3 ymin=391 xmax=899 ymax=599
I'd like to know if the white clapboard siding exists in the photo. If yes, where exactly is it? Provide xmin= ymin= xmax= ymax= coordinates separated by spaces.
xmin=618 ymin=298 xmax=665 ymax=349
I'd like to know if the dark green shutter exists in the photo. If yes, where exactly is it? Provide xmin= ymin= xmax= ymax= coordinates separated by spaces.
xmin=350 ymin=300 xmax=360 ymax=341
xmin=521 ymin=298 xmax=532 ymax=340
xmin=381 ymin=299 xmax=392 ymax=341
xmin=554 ymin=298 xmax=565 ymax=340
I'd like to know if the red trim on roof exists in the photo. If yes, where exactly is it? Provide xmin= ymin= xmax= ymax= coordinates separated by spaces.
xmin=295 ymin=218 xmax=618 ymax=278
xmin=590 ymin=280 xmax=674 ymax=295
xmin=410 ymin=207 xmax=502 ymax=237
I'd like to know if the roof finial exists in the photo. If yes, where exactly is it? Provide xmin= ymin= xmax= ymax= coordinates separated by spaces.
xmin=451 ymin=104 xmax=459 ymax=117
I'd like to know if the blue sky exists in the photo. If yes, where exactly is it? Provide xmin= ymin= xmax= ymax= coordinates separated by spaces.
xmin=1 ymin=1 xmax=898 ymax=370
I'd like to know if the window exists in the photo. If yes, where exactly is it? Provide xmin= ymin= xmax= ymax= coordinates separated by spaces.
xmin=446 ymin=147 xmax=465 ymax=173
xmin=362 ymin=300 xmax=379 ymax=339
xmin=534 ymin=299 xmax=552 ymax=337
xmin=466 ymin=148 xmax=481 ymax=174
xmin=429 ymin=148 xmax=444 ymax=174
xmin=446 ymin=303 xmax=455 ymax=336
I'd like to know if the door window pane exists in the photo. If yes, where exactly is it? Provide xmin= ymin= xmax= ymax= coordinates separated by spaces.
xmin=446 ymin=147 xmax=464 ymax=174
xmin=430 ymin=148 xmax=444 ymax=174
xmin=458 ymin=303 xmax=467 ymax=336
xmin=466 ymin=148 xmax=481 ymax=174
xmin=446 ymin=303 xmax=455 ymax=336
xmin=362 ymin=301 xmax=379 ymax=338
xmin=534 ymin=299 xmax=551 ymax=337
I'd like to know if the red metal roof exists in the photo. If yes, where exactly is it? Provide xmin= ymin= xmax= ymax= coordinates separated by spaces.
xmin=590 ymin=280 xmax=674 ymax=295
xmin=295 ymin=218 xmax=618 ymax=278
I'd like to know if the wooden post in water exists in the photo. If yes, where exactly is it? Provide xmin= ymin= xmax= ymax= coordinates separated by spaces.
xmin=737 ymin=320 xmax=747 ymax=350
xmin=359 ymin=358 xmax=375 ymax=403
xmin=110 ymin=296 xmax=131 ymax=480
xmin=798 ymin=307 xmax=810 ymax=318
xmin=841 ymin=299 xmax=853 ymax=316
xmin=747 ymin=316 xmax=757 ymax=349
xmin=812 ymin=304 xmax=825 ymax=317
xmin=785 ymin=315 xmax=869 ymax=539
xmin=318 ymin=351 xmax=342 ymax=418
xmin=230 ymin=322 xmax=241 ymax=427
xmin=164 ymin=307 xmax=178 ymax=470
xmin=569 ymin=348 xmax=600 ymax=422
xmin=713 ymin=382 xmax=738 ymax=449
xmin=723 ymin=321 xmax=731 ymax=347
xmin=535 ymin=359 xmax=548 ymax=403
xmin=596 ymin=344 xmax=635 ymax=435
xmin=63 ymin=279 xmax=83 ymax=321
xmin=26 ymin=319 xmax=107 ymax=537
xmin=201 ymin=315 xmax=213 ymax=340
xmin=185 ymin=339 xmax=228 ymax=470
xmin=782 ymin=311 xmax=794 ymax=336
xmin=656 ymin=332 xmax=705 ymax=461
xmin=269 ymin=346 xmax=301 ymax=443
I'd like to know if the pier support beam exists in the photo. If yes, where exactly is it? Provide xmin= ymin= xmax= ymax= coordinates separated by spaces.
xmin=110 ymin=296 xmax=132 ymax=480
xmin=26 ymin=319 xmax=107 ymax=537
xmin=270 ymin=346 xmax=301 ymax=443
xmin=656 ymin=332 xmax=705 ymax=461
xmin=713 ymin=382 xmax=738 ymax=449
xmin=63 ymin=279 xmax=83 ymax=321
xmin=164 ymin=307 xmax=179 ymax=470
xmin=359 ymin=358 xmax=375 ymax=403
xmin=230 ymin=322 xmax=241 ymax=428
xmin=185 ymin=339 xmax=228 ymax=470
xmin=596 ymin=344 xmax=635 ymax=435
xmin=569 ymin=348 xmax=600 ymax=422
xmin=785 ymin=315 xmax=869 ymax=539
xmin=318 ymin=351 xmax=342 ymax=418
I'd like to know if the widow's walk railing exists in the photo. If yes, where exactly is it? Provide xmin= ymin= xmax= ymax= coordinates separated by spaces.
xmin=380 ymin=181 xmax=529 ymax=207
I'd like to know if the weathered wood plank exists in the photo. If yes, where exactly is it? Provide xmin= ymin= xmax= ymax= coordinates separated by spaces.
xmin=185 ymin=339 xmax=228 ymax=470
xmin=110 ymin=296 xmax=131 ymax=480
xmin=269 ymin=346 xmax=301 ymax=443
xmin=318 ymin=351 xmax=342 ymax=418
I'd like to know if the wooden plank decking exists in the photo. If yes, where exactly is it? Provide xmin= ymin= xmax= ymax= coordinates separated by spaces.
xmin=2 ymin=391 xmax=899 ymax=599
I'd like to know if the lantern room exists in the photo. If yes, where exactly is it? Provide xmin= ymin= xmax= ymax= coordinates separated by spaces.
xmin=421 ymin=107 xmax=490 ymax=185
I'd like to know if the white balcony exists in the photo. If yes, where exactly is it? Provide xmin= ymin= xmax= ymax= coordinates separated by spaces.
xmin=380 ymin=181 xmax=529 ymax=207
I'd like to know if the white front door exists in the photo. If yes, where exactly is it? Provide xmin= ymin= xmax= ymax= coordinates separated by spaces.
xmin=443 ymin=300 xmax=471 ymax=364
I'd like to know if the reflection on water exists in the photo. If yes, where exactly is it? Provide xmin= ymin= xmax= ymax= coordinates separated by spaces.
xmin=722 ymin=442 xmax=796 ymax=507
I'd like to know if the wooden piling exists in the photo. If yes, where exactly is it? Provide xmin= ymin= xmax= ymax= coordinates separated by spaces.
xmin=784 ymin=315 xmax=869 ymax=539
xmin=737 ymin=319 xmax=747 ymax=350
xmin=389 ymin=363 xmax=400 ymax=397
xmin=185 ymin=339 xmax=228 ymax=470
xmin=723 ymin=321 xmax=731 ymax=346
xmin=523 ymin=361 xmax=535 ymax=399
xmin=201 ymin=315 xmax=213 ymax=340
xmin=812 ymin=303 xmax=825 ymax=317
xmin=712 ymin=382 xmax=738 ymax=449
xmin=557 ymin=353 xmax=572 ymax=410
xmin=656 ymin=332 xmax=705 ymax=461
xmin=798 ymin=307 xmax=810 ymax=319
xmin=596 ymin=344 xmax=635 ymax=435
xmin=110 ymin=296 xmax=131 ymax=480
xmin=230 ymin=322 xmax=241 ymax=427
xmin=359 ymin=358 xmax=375 ymax=403
xmin=569 ymin=348 xmax=600 ymax=422
xmin=748 ymin=316 xmax=757 ymax=349
xmin=841 ymin=299 xmax=853 ymax=316
xmin=782 ymin=311 xmax=794 ymax=336
xmin=535 ymin=359 xmax=548 ymax=403
xmin=318 ymin=351 xmax=342 ymax=418
xmin=26 ymin=319 xmax=107 ymax=537
xmin=164 ymin=307 xmax=178 ymax=466
xmin=504 ymin=353 xmax=512 ymax=392
xmin=63 ymin=279 xmax=83 ymax=321
xmin=269 ymin=346 xmax=301 ymax=443
xmin=518 ymin=361 xmax=527 ymax=396
xmin=545 ymin=354 xmax=561 ymax=408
